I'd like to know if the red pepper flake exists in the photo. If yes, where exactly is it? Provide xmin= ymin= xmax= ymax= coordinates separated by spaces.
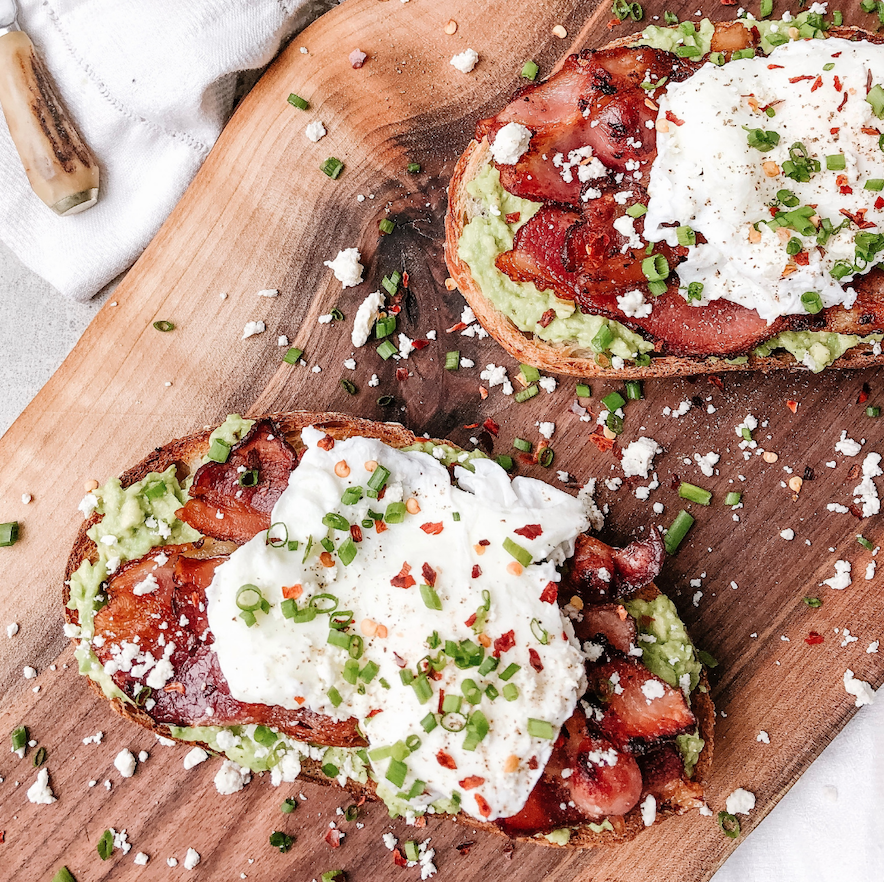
xmin=514 ymin=524 xmax=543 ymax=539
xmin=805 ymin=631 xmax=824 ymax=645
xmin=767 ymin=63 xmax=784 ymax=69
xmin=367 ymin=708 xmax=383 ymax=718
xmin=421 ymin=522 xmax=444 ymax=535
xmin=436 ymin=750 xmax=457 ymax=770
xmin=446 ymin=321 xmax=468 ymax=333
xmin=786 ymin=400 xmax=799 ymax=414
xmin=413 ymin=815 xmax=427 ymax=828
xmin=391 ymin=563 xmax=416 ymax=589
xmin=493 ymin=630 xmax=516 ymax=657
xmin=539 ymin=582 xmax=558 ymax=604
xmin=858 ymin=384 xmax=871 ymax=404
xmin=840 ymin=208 xmax=875 ymax=229
xmin=293 ymin=696 xmax=305 ymax=705
xmin=479 ymin=539 xmax=490 ymax=546
xmin=317 ymin=434 xmax=336 ymax=451
xmin=422 ymin=563 xmax=437 ymax=586
xmin=163 ymin=682 xmax=185 ymax=694
xmin=830 ymin=127 xmax=840 ymax=136
xmin=789 ymin=75 xmax=815 ymax=84
xmin=0 ymin=831 xmax=4 ymax=844
xmin=833 ymin=52 xmax=842 ymax=57
xmin=876 ymin=197 xmax=884 ymax=211
xmin=471 ymin=564 xmax=482 ymax=578
xmin=463 ymin=423 xmax=479 ymax=429
xmin=538 ymin=308 xmax=556 ymax=328
xmin=528 ymin=648 xmax=544 ymax=672
xmin=393 ymin=846 xmax=409 ymax=867
xmin=769 ymin=205 xmax=780 ymax=217
xmin=838 ymin=92 xmax=849 ymax=112
xmin=375 ymin=519 xmax=388 ymax=534
xmin=848 ymin=503 xmax=864 ymax=519
xmin=412 ymin=339 xmax=430 ymax=351
xmin=589 ymin=432 xmax=615 ymax=453
xmin=402 ymin=271 xmax=409 ymax=289
xmin=389 ymin=303 xmax=402 ymax=314
xmin=459 ymin=776 xmax=486 ymax=790
xmin=455 ymin=842 xmax=475 ymax=856
xmin=482 ymin=417 xmax=500 ymax=436
xmin=833 ymin=75 xmax=843 ymax=92
xmin=396 ymin=366 xmax=409 ymax=382
xmin=505 ymin=211 xmax=521 ymax=224
xmin=862 ymin=126 xmax=881 ymax=136
xmin=794 ymin=250 xmax=810 ymax=266
xmin=465 ymin=612 xmax=478 ymax=627
xmin=350 ymin=524 xmax=363 ymax=543
xmin=474 ymin=794 xmax=492 ymax=818
xmin=479 ymin=386 xmax=489 ymax=400
xmin=810 ymin=76 xmax=823 ymax=92
xmin=664 ymin=110 xmax=684 ymax=127
xmin=836 ymin=174 xmax=853 ymax=195
xmin=325 ymin=828 xmax=343 ymax=848
xmin=606 ymin=17 xmax=620 ymax=28
xmin=708 ymin=374 xmax=724 ymax=391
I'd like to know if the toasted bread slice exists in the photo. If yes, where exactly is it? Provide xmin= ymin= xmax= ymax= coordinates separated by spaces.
xmin=63 ymin=411 xmax=713 ymax=848
xmin=444 ymin=25 xmax=884 ymax=379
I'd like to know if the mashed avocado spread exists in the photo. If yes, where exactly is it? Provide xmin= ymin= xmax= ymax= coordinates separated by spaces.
xmin=458 ymin=18 xmax=883 ymax=372
xmin=66 ymin=416 xmax=706 ymax=825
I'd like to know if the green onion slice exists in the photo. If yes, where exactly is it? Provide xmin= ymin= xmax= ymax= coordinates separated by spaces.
xmin=236 ymin=584 xmax=264 ymax=612
xmin=152 ymin=320 xmax=174 ymax=332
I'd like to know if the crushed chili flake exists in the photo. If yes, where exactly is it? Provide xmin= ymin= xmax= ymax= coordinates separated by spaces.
xmin=396 ymin=366 xmax=409 ymax=382
xmin=840 ymin=208 xmax=875 ymax=229
xmin=455 ymin=842 xmax=475 ymax=856
xmin=876 ymin=196 xmax=884 ymax=211
xmin=664 ymin=110 xmax=684 ymax=127
xmin=163 ymin=682 xmax=185 ymax=694
xmin=789 ymin=75 xmax=815 ymax=84
xmin=479 ymin=385 xmax=489 ymax=400
xmin=794 ymin=250 xmax=810 ymax=266
xmin=527 ymin=756 xmax=539 ymax=770
xmin=463 ymin=423 xmax=479 ymax=429
xmin=414 ymin=815 xmax=427 ymax=828
xmin=471 ymin=564 xmax=482 ymax=578
xmin=862 ymin=126 xmax=881 ymax=136
xmin=459 ymin=776 xmax=486 ymax=790
xmin=421 ymin=522 xmax=444 ymax=535
xmin=837 ymin=92 xmax=848 ymax=112
xmin=350 ymin=524 xmax=363 ymax=543
xmin=494 ymin=630 xmax=516 ymax=656
xmin=317 ymin=434 xmax=336 ymax=451
xmin=836 ymin=174 xmax=853 ymax=195
xmin=528 ymin=648 xmax=544 ymax=672
xmin=446 ymin=321 xmax=468 ymax=333
xmin=830 ymin=127 xmax=840 ymax=135
xmin=539 ymin=582 xmax=558 ymax=604
xmin=422 ymin=562 xmax=437 ymax=585
xmin=393 ymin=846 xmax=408 ymax=867
xmin=294 ymin=696 xmax=305 ymax=705
xmin=859 ymin=384 xmax=871 ymax=404
xmin=465 ymin=612 xmax=478 ymax=627
xmin=391 ymin=563 xmax=416 ymax=589
xmin=589 ymin=432 xmax=615 ymax=453
xmin=375 ymin=519 xmax=388 ymax=534
xmin=786 ymin=400 xmax=799 ymax=413
xmin=767 ymin=63 xmax=784 ymax=69
xmin=833 ymin=75 xmax=842 ymax=92
xmin=282 ymin=583 xmax=303 ymax=599
xmin=412 ymin=339 xmax=431 ymax=351
xmin=479 ymin=539 xmax=490 ymax=546
xmin=505 ymin=211 xmax=521 ymax=224
xmin=436 ymin=750 xmax=457 ymax=769
xmin=538 ymin=308 xmax=556 ymax=328
xmin=474 ymin=794 xmax=492 ymax=818
xmin=514 ymin=524 xmax=543 ymax=539
xmin=848 ymin=502 xmax=864 ymax=519
xmin=483 ymin=417 xmax=500 ymax=436
xmin=810 ymin=76 xmax=823 ymax=92
xmin=367 ymin=708 xmax=383 ymax=718
xmin=389 ymin=303 xmax=402 ymax=315
xmin=402 ymin=271 xmax=409 ymax=289
xmin=805 ymin=631 xmax=824 ymax=645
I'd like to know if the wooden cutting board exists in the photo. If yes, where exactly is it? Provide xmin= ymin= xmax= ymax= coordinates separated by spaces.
xmin=1 ymin=1 xmax=882 ymax=879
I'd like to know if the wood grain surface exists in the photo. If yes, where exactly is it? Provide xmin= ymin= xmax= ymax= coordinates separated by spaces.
xmin=1 ymin=1 xmax=882 ymax=880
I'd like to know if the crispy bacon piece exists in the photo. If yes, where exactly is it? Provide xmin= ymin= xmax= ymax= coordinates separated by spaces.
xmin=637 ymin=742 xmax=705 ymax=811
xmin=176 ymin=419 xmax=297 ymax=544
xmin=574 ymin=603 xmax=637 ymax=652
xmin=611 ymin=529 xmax=666 ymax=593
xmin=91 ymin=548 xmax=364 ymax=746
xmin=514 ymin=524 xmax=543 ymax=539
xmin=585 ymin=647 xmax=696 ymax=752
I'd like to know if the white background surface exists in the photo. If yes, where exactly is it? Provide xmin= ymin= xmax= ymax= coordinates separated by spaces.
xmin=1 ymin=241 xmax=881 ymax=879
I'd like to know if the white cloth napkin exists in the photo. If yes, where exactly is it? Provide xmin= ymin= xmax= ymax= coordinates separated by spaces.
xmin=0 ymin=0 xmax=334 ymax=301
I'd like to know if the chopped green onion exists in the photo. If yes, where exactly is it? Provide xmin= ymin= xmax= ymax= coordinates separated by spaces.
xmin=641 ymin=253 xmax=669 ymax=282
xmin=478 ymin=656 xmax=499 ymax=677
xmin=867 ymin=406 xmax=881 ymax=418
xmin=323 ymin=512 xmax=350 ymax=532
xmin=744 ymin=127 xmax=780 ymax=152
xmin=239 ymin=609 xmax=257 ymax=627
xmin=718 ymin=811 xmax=741 ymax=839
xmin=207 ymin=437 xmax=231 ymax=463
xmin=321 ymin=157 xmax=344 ymax=179
xmin=708 ymin=51 xmax=725 ymax=66
xmin=0 ymin=522 xmax=19 ymax=547
xmin=310 ymin=592 xmax=339 ymax=612
xmin=626 ymin=203 xmax=647 ymax=218
xmin=238 ymin=468 xmax=259 ymax=488
xmin=503 ymin=537 xmax=532 ymax=567
xmin=495 ymin=455 xmax=514 ymax=471
xmin=521 ymin=60 xmax=539 ymax=80
xmin=833 ymin=11 xmax=843 ymax=25
xmin=452 ymin=511 xmax=461 ymax=521
xmin=858 ymin=534 xmax=875 ymax=550
xmin=538 ymin=447 xmax=555 ymax=468
xmin=379 ymin=218 xmax=396 ymax=235
xmin=801 ymin=291 xmax=823 ymax=315
xmin=342 ymin=486 xmax=364 ymax=505
xmin=514 ymin=385 xmax=539 ymax=403
xmin=11 ymin=725 xmax=27 ymax=752
xmin=576 ymin=382 xmax=591 ymax=398
xmin=441 ymin=693 xmax=462 ymax=714
xmin=865 ymin=179 xmax=884 ymax=191
xmin=385 ymin=501 xmax=406 ymax=523
xmin=327 ymin=630 xmax=352 ymax=650
xmin=664 ymin=10 xmax=679 ymax=24
xmin=786 ymin=237 xmax=802 ymax=257
xmin=97 ymin=829 xmax=115 ymax=861
xmin=412 ymin=675 xmax=433 ymax=705
xmin=375 ymin=315 xmax=396 ymax=338
xmin=253 ymin=725 xmax=278 ymax=747
xmin=803 ymin=596 xmax=823 ymax=608
xmin=403 ymin=840 xmax=420 ymax=862
xmin=513 ymin=437 xmax=532 ymax=453
xmin=421 ymin=713 xmax=438 ymax=733
xmin=731 ymin=48 xmax=756 ymax=61
xmin=499 ymin=663 xmax=520 ymax=681
xmin=385 ymin=758 xmax=408 ymax=787
xmin=678 ymin=482 xmax=712 ymax=506
xmin=368 ymin=464 xmax=391 ymax=493
xmin=270 ymin=831 xmax=295 ymax=853
xmin=329 ymin=610 xmax=354 ymax=630
xmin=591 ymin=323 xmax=614 ymax=352
xmin=530 ymin=618 xmax=549 ymax=644
xmin=407 ymin=162 xmax=421 ymax=173
xmin=320 ymin=872 xmax=346 ymax=882
xmin=281 ymin=796 xmax=298 ymax=814
xmin=320 ymin=537 xmax=334 ymax=553
xmin=675 ymin=44 xmax=700 ymax=58
xmin=485 ymin=683 xmax=500 ymax=701
xmin=759 ymin=0 xmax=772 ymax=17
xmin=825 ymin=154 xmax=846 ymax=171
xmin=340 ymin=379 xmax=357 ymax=395
xmin=724 ymin=491 xmax=742 ymax=506
xmin=420 ymin=583 xmax=442 ymax=611
xmin=676 ymin=225 xmax=696 ymax=247
xmin=602 ymin=391 xmax=626 ymax=412
xmin=152 ymin=320 xmax=174 ymax=332
xmin=625 ymin=380 xmax=643 ymax=400
xmin=327 ymin=687 xmax=343 ymax=707
xmin=236 ymin=584 xmax=264 ymax=612
xmin=376 ymin=395 xmax=395 ymax=407
xmin=445 ymin=350 xmax=460 ymax=370
xmin=462 ymin=679 xmax=482 ymax=705
xmin=283 ymin=347 xmax=303 ymax=365
xmin=360 ymin=660 xmax=379 ymax=682
xmin=664 ymin=510 xmax=695 ymax=554
xmin=520 ymin=363 xmax=541 ymax=383
xmin=867 ymin=84 xmax=884 ymax=119
xmin=51 ymin=868 xmax=77 ymax=882
xmin=697 ymin=650 xmax=719 ymax=669
xmin=527 ymin=718 xmax=555 ymax=739
xmin=266 ymin=522 xmax=288 ymax=548
xmin=441 ymin=711 xmax=467 ymax=732
xmin=338 ymin=537 xmax=357 ymax=566
xmin=288 ymin=93 xmax=309 ymax=110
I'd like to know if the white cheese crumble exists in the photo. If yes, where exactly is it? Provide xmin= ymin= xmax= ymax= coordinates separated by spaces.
xmin=7 ymin=622 xmax=18 ymax=638
xmin=490 ymin=123 xmax=532 ymax=165
xmin=27 ymin=768 xmax=56 ymax=804
xmin=616 ymin=289 xmax=653 ymax=319
xmin=134 ymin=852 xmax=149 ymax=865
xmin=184 ymin=848 xmax=201 ymax=870
xmin=621 ymin=437 xmax=661 ymax=479
xmin=214 ymin=760 xmax=251 ymax=795
xmin=183 ymin=747 xmax=209 ymax=770
xmin=640 ymin=793 xmax=657 ymax=827
xmin=450 ymin=48 xmax=479 ymax=73
xmin=537 ymin=421 xmax=555 ymax=439
xmin=241 ymin=321 xmax=265 ymax=340
xmin=835 ymin=431 xmax=862 ymax=457
xmin=351 ymin=290 xmax=385 ymax=347
xmin=843 ymin=669 xmax=875 ymax=707
xmin=305 ymin=120 xmax=327 ymax=142
xmin=324 ymin=248 xmax=364 ymax=288
xmin=821 ymin=560 xmax=851 ymax=591
xmin=725 ymin=787 xmax=756 ymax=815
xmin=853 ymin=452 xmax=882 ymax=517
xmin=756 ymin=730 xmax=770 ymax=744
xmin=694 ymin=451 xmax=719 ymax=478
xmin=114 ymin=749 xmax=137 ymax=778
xmin=779 ymin=529 xmax=794 ymax=541
xmin=132 ymin=573 xmax=159 ymax=596
xmin=480 ymin=363 xmax=513 ymax=395
xmin=256 ymin=288 xmax=279 ymax=298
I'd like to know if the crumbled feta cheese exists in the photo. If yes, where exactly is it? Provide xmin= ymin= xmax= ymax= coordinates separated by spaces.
xmin=383 ymin=832 xmax=398 ymax=850
xmin=82 ymin=732 xmax=103 ymax=745
xmin=23 ymin=666 xmax=36 ymax=679
xmin=621 ymin=437 xmax=661 ymax=479
xmin=134 ymin=852 xmax=149 ymax=866
xmin=450 ymin=48 xmax=479 ymax=73
xmin=132 ymin=573 xmax=159 ymax=596
xmin=616 ymin=289 xmax=653 ymax=318
xmin=215 ymin=760 xmax=251 ymax=795
xmin=537 ymin=421 xmax=555 ymax=439
xmin=866 ymin=561 xmax=877 ymax=580
xmin=725 ymin=788 xmax=756 ymax=815
xmin=241 ymin=321 xmax=265 ymax=340
xmin=114 ymin=749 xmax=137 ymax=778
xmin=640 ymin=794 xmax=656 ymax=827
xmin=756 ymin=730 xmax=770 ymax=744
xmin=256 ymin=288 xmax=279 ymax=298
xmin=21 ymin=493 xmax=31 ymax=504
xmin=78 ymin=492 xmax=99 ymax=518
xmin=368 ymin=374 xmax=380 ymax=387
xmin=27 ymin=768 xmax=56 ymax=804
xmin=490 ymin=122 xmax=532 ymax=165
xmin=835 ymin=430 xmax=862 ymax=457
xmin=324 ymin=248 xmax=364 ymax=288
xmin=843 ymin=669 xmax=875 ymax=707
xmin=557 ymin=470 xmax=572 ymax=483
xmin=640 ymin=680 xmax=665 ymax=703
xmin=184 ymin=848 xmax=201 ymax=870
xmin=853 ymin=452 xmax=882 ymax=517
xmin=305 ymin=120 xmax=327 ymax=142
xmin=577 ymin=480 xmax=604 ymax=532
xmin=867 ymin=641 xmax=879 ymax=653
xmin=480 ymin=363 xmax=513 ymax=395
xmin=538 ymin=376 xmax=557 ymax=394
xmin=398 ymin=333 xmax=415 ymax=359
xmin=779 ymin=528 xmax=794 ymax=541
xmin=183 ymin=747 xmax=209 ymax=770
xmin=343 ymin=358 xmax=356 ymax=370
xmin=277 ymin=335 xmax=289 ymax=346
xmin=351 ymin=290 xmax=384 ymax=347
xmin=694 ymin=451 xmax=719 ymax=477
xmin=821 ymin=560 xmax=851 ymax=591
xmin=6 ymin=622 xmax=18 ymax=638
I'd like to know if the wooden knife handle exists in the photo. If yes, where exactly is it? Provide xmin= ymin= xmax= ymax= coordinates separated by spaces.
xmin=0 ymin=30 xmax=99 ymax=216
